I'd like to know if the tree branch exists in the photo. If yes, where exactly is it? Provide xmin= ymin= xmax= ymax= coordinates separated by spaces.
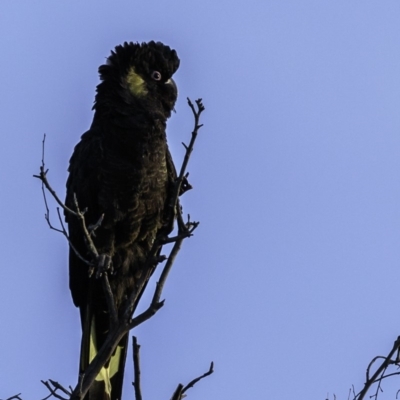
xmin=182 ymin=362 xmax=214 ymax=394
xmin=132 ymin=336 xmax=143 ymax=400
xmin=170 ymin=362 xmax=214 ymax=400
xmin=40 ymin=380 xmax=71 ymax=400
xmin=2 ymin=394 xmax=23 ymax=400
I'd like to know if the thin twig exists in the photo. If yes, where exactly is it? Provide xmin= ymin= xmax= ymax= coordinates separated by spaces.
xmin=170 ymin=384 xmax=184 ymax=400
xmin=34 ymin=135 xmax=91 ymax=267
xmin=161 ymin=220 xmax=199 ymax=244
xmin=40 ymin=380 xmax=71 ymax=400
xmin=371 ymin=370 xmax=400 ymax=382
xmin=72 ymin=194 xmax=98 ymax=259
xmin=34 ymin=171 xmax=77 ymax=220
xmin=182 ymin=362 xmax=214 ymax=394
xmin=3 ymin=394 xmax=23 ymax=400
xmin=172 ymin=99 xmax=204 ymax=212
xmin=170 ymin=362 xmax=214 ymax=400
xmin=371 ymin=366 xmax=386 ymax=400
xmin=102 ymin=273 xmax=118 ymax=326
xmin=128 ymin=231 xmax=188 ymax=330
xmin=88 ymin=214 xmax=104 ymax=236
xmin=165 ymin=98 xmax=204 ymax=232
xmin=56 ymin=207 xmax=90 ymax=266
xmin=132 ymin=336 xmax=143 ymax=400
xmin=366 ymin=356 xmax=387 ymax=381
xmin=48 ymin=380 xmax=71 ymax=396
xmin=351 ymin=385 xmax=356 ymax=400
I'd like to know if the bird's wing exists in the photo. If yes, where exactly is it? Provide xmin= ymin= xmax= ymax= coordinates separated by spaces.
xmin=66 ymin=127 xmax=104 ymax=308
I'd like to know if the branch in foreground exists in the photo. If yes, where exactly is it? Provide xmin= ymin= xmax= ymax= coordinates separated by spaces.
xmin=40 ymin=380 xmax=71 ymax=400
xmin=132 ymin=336 xmax=143 ymax=400
xmin=33 ymin=134 xmax=76 ymax=216
xmin=33 ymin=137 xmax=99 ymax=266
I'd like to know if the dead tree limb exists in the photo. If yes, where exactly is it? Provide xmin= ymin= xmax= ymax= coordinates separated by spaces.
xmin=132 ymin=336 xmax=143 ymax=400
xmin=131 ymin=338 xmax=213 ymax=400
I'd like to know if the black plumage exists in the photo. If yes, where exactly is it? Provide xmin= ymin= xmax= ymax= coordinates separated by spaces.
xmin=65 ymin=41 xmax=180 ymax=400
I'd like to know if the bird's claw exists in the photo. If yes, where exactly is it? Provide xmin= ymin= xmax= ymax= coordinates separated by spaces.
xmin=89 ymin=254 xmax=113 ymax=278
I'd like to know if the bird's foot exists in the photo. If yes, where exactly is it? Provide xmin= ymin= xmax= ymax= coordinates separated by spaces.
xmin=89 ymin=254 xmax=113 ymax=278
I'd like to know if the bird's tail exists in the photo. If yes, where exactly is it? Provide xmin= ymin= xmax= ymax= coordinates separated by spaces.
xmin=80 ymin=308 xmax=128 ymax=400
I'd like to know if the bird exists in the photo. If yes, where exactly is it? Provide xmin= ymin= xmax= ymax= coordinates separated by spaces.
xmin=65 ymin=41 xmax=180 ymax=400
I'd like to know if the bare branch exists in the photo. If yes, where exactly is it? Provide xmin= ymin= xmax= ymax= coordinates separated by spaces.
xmin=129 ymin=300 xmax=165 ymax=330
xmin=161 ymin=219 xmax=199 ymax=244
xmin=170 ymin=362 xmax=214 ymax=400
xmin=173 ymin=98 xmax=204 ymax=206
xmin=170 ymin=384 xmax=184 ymax=400
xmin=128 ymin=223 xmax=192 ymax=331
xmin=34 ymin=136 xmax=91 ymax=267
xmin=88 ymin=214 xmax=104 ymax=236
xmin=33 ymin=139 xmax=77 ymax=217
xmin=162 ymin=98 xmax=204 ymax=235
xmin=55 ymin=208 xmax=90 ymax=266
xmin=102 ymin=272 xmax=118 ymax=327
xmin=182 ymin=362 xmax=214 ymax=395
xmin=72 ymin=193 xmax=98 ymax=259
xmin=3 ymin=394 xmax=23 ymax=400
xmin=348 ymin=386 xmax=356 ymax=400
xmin=366 ymin=356 xmax=387 ymax=381
xmin=41 ymin=380 xmax=71 ymax=400
xmin=132 ymin=336 xmax=143 ymax=400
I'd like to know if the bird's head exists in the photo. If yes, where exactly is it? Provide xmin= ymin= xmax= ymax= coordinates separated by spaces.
xmin=94 ymin=41 xmax=180 ymax=119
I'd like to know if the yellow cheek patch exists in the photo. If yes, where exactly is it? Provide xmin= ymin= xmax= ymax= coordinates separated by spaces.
xmin=126 ymin=67 xmax=148 ymax=97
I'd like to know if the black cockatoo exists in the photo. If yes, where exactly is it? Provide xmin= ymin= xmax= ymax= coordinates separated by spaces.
xmin=65 ymin=41 xmax=180 ymax=400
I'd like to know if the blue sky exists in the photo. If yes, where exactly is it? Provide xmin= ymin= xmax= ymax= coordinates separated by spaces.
xmin=1 ymin=1 xmax=400 ymax=399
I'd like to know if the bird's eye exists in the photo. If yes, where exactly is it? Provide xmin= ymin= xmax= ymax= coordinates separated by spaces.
xmin=151 ymin=71 xmax=162 ymax=81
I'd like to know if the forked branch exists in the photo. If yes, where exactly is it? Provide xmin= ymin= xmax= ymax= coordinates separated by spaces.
xmin=131 ymin=337 xmax=213 ymax=400
xmin=170 ymin=362 xmax=214 ymax=400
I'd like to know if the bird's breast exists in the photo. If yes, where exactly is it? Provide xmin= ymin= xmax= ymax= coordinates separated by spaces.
xmin=99 ymin=130 xmax=169 ymax=250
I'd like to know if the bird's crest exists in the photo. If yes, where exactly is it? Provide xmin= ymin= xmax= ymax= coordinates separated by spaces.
xmin=93 ymin=41 xmax=180 ymax=115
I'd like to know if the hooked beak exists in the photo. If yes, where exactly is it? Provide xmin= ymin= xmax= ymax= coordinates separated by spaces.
xmin=165 ymin=78 xmax=177 ymax=93
xmin=165 ymin=78 xmax=178 ymax=113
